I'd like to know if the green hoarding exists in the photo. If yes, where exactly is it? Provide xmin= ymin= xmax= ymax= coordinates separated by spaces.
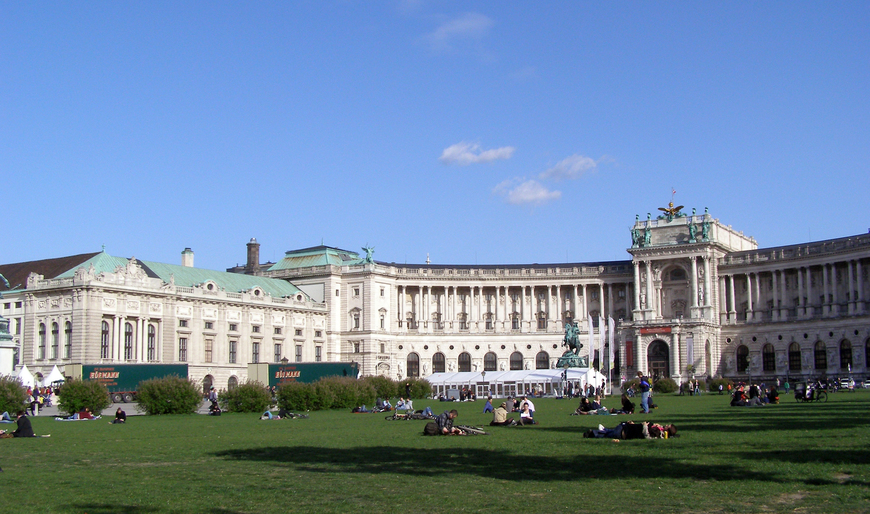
xmin=75 ymin=364 xmax=189 ymax=393
xmin=249 ymin=362 xmax=358 ymax=387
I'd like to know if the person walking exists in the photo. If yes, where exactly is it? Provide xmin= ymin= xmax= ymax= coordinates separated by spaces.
xmin=637 ymin=371 xmax=651 ymax=414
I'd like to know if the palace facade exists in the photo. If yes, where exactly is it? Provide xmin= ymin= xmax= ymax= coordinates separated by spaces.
xmin=2 ymin=209 xmax=868 ymax=389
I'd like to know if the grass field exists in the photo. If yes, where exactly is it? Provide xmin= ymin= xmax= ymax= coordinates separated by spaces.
xmin=4 ymin=390 xmax=870 ymax=514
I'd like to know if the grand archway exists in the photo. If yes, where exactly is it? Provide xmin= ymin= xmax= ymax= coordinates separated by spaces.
xmin=647 ymin=340 xmax=670 ymax=381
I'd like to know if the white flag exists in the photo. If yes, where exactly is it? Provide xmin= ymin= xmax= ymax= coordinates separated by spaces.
xmin=587 ymin=314 xmax=593 ymax=363
xmin=598 ymin=315 xmax=605 ymax=370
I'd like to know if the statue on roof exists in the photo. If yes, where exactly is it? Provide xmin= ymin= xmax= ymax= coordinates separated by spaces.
xmin=362 ymin=245 xmax=375 ymax=264
xmin=657 ymin=202 xmax=686 ymax=222
xmin=0 ymin=273 xmax=9 ymax=298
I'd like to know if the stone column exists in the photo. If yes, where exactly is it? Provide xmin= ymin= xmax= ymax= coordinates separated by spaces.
xmin=671 ymin=332 xmax=681 ymax=380
xmin=633 ymin=262 xmax=641 ymax=315
xmin=780 ymin=269 xmax=789 ymax=320
xmin=645 ymin=262 xmax=654 ymax=318
xmin=848 ymin=261 xmax=855 ymax=314
xmin=746 ymin=274 xmax=753 ymax=321
xmin=822 ymin=265 xmax=830 ymax=316
xmin=858 ymin=260 xmax=865 ymax=313
xmin=797 ymin=267 xmax=805 ymax=317
xmin=728 ymin=275 xmax=736 ymax=322
xmin=719 ymin=276 xmax=728 ymax=324
xmin=691 ymin=257 xmax=699 ymax=309
xmin=805 ymin=267 xmax=814 ymax=318
xmin=771 ymin=271 xmax=779 ymax=322
xmin=555 ymin=285 xmax=561 ymax=326
xmin=703 ymin=256 xmax=712 ymax=311
xmin=831 ymin=264 xmax=839 ymax=312
xmin=581 ymin=284 xmax=588 ymax=319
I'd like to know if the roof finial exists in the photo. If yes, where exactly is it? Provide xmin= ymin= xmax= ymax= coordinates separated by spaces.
xmin=426 ymin=253 xmax=431 ymax=265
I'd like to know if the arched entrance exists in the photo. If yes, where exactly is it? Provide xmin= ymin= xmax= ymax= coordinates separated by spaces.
xmin=647 ymin=340 xmax=670 ymax=381
xmin=202 ymin=375 xmax=214 ymax=395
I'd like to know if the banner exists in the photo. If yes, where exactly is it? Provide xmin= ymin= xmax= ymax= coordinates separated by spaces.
xmin=587 ymin=314 xmax=593 ymax=362
xmin=608 ymin=317 xmax=615 ymax=371
xmin=598 ymin=316 xmax=605 ymax=370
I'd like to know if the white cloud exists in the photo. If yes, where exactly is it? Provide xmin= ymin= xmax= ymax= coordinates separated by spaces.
xmin=425 ymin=12 xmax=494 ymax=51
xmin=439 ymin=141 xmax=515 ymax=165
xmin=494 ymin=178 xmax=561 ymax=205
xmin=540 ymin=154 xmax=598 ymax=180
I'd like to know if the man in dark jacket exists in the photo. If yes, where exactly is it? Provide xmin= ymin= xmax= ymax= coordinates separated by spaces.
xmin=13 ymin=411 xmax=35 ymax=437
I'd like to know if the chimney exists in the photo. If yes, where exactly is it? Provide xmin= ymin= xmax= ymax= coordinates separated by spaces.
xmin=245 ymin=238 xmax=260 ymax=274
xmin=181 ymin=248 xmax=194 ymax=267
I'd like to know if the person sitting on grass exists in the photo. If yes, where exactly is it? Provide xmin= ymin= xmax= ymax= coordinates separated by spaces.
xmin=483 ymin=397 xmax=493 ymax=413
xmin=518 ymin=402 xmax=537 ymax=425
xmin=573 ymin=397 xmax=595 ymax=415
xmin=731 ymin=386 xmax=764 ymax=407
xmin=767 ymin=387 xmax=780 ymax=404
xmin=490 ymin=402 xmax=516 ymax=426
xmin=110 ymin=407 xmax=126 ymax=424
xmin=1 ymin=411 xmax=50 ymax=438
xmin=609 ymin=393 xmax=635 ymax=414
xmin=435 ymin=409 xmax=465 ymax=435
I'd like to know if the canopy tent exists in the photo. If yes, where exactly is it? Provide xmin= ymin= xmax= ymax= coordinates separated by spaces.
xmin=16 ymin=365 xmax=35 ymax=389
xmin=44 ymin=365 xmax=66 ymax=385
xmin=425 ymin=368 xmax=607 ymax=399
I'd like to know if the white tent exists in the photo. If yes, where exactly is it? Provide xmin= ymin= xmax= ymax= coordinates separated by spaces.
xmin=44 ymin=365 xmax=65 ymax=385
xmin=426 ymin=368 xmax=607 ymax=399
xmin=16 ymin=365 xmax=35 ymax=389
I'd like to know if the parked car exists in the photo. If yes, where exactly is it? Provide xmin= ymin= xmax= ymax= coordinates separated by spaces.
xmin=839 ymin=378 xmax=855 ymax=391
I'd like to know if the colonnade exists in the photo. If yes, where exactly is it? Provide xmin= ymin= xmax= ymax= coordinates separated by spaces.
xmin=719 ymin=259 xmax=866 ymax=323
xmin=633 ymin=255 xmax=713 ymax=320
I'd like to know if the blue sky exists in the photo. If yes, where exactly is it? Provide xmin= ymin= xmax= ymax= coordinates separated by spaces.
xmin=2 ymin=2 xmax=868 ymax=271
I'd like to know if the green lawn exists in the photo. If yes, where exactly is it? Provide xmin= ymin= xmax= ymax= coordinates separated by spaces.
xmin=5 ymin=390 xmax=870 ymax=513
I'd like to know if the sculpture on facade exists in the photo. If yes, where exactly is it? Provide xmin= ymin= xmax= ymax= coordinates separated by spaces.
xmin=688 ymin=222 xmax=697 ymax=243
xmin=0 ymin=273 xmax=9 ymax=298
xmin=362 ymin=245 xmax=375 ymax=263
xmin=643 ymin=225 xmax=651 ymax=247
xmin=701 ymin=221 xmax=711 ymax=242
xmin=631 ymin=226 xmax=641 ymax=248
xmin=557 ymin=321 xmax=589 ymax=368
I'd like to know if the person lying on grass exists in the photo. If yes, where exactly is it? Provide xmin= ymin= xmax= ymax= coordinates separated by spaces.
xmin=583 ymin=421 xmax=677 ymax=440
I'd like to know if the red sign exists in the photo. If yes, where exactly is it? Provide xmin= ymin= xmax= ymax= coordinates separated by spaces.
xmin=640 ymin=326 xmax=672 ymax=335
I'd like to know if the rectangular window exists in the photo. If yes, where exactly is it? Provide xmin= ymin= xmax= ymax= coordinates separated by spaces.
xmin=15 ymin=301 xmax=21 ymax=308
xmin=229 ymin=340 xmax=237 ymax=364
xmin=380 ymin=343 xmax=385 ymax=353
xmin=274 ymin=327 xmax=282 ymax=335
xmin=335 ymin=289 xmax=340 ymax=297
xmin=229 ymin=323 xmax=238 ymax=332
xmin=252 ymin=325 xmax=261 ymax=333
xmin=146 ymin=325 xmax=155 ymax=361
xmin=380 ymin=287 xmax=385 ymax=297
xmin=3 ymin=303 xmax=9 ymax=309
xmin=380 ymin=315 xmax=385 ymax=329
xmin=204 ymin=321 xmax=214 ymax=330
xmin=252 ymin=342 xmax=260 ymax=364
xmin=178 ymin=338 xmax=188 ymax=362
xmin=353 ymin=287 xmax=360 ymax=296
xmin=295 ymin=329 xmax=302 ymax=336
xmin=295 ymin=344 xmax=302 ymax=362
xmin=353 ymin=342 xmax=360 ymax=353
xmin=179 ymin=319 xmax=188 ymax=328
xmin=14 ymin=318 xmax=20 ymax=335
xmin=353 ymin=313 xmax=360 ymax=329
xmin=315 ymin=330 xmax=322 ymax=338
xmin=204 ymin=339 xmax=213 ymax=362
xmin=274 ymin=344 xmax=282 ymax=362
xmin=512 ymin=317 xmax=519 ymax=330
xmin=315 ymin=346 xmax=322 ymax=362
xmin=486 ymin=319 xmax=493 ymax=330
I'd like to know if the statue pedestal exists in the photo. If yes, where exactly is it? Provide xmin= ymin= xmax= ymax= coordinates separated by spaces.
xmin=556 ymin=351 xmax=589 ymax=369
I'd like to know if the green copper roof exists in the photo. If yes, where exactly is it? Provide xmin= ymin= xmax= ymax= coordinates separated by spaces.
xmin=57 ymin=251 xmax=307 ymax=299
xmin=268 ymin=245 xmax=363 ymax=271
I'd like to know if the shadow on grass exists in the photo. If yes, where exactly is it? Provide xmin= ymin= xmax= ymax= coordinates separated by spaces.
xmin=213 ymin=444 xmax=811 ymax=485
xmin=72 ymin=504 xmax=160 ymax=513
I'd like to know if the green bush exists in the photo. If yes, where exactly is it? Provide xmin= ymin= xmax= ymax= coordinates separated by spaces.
xmin=0 ymin=376 xmax=28 ymax=414
xmin=707 ymin=378 xmax=734 ymax=392
xmin=403 ymin=378 xmax=431 ymax=399
xmin=219 ymin=381 xmax=272 ymax=413
xmin=362 ymin=375 xmax=397 ymax=400
xmin=653 ymin=377 xmax=677 ymax=394
xmin=136 ymin=376 xmax=202 ymax=415
xmin=276 ymin=377 xmax=376 ymax=411
xmin=276 ymin=382 xmax=316 ymax=411
xmin=56 ymin=379 xmax=111 ymax=416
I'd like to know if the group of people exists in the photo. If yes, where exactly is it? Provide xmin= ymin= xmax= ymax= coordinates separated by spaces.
xmin=487 ymin=396 xmax=536 ymax=426
xmin=679 ymin=380 xmax=702 ymax=396
xmin=26 ymin=386 xmax=54 ymax=416
xmin=584 ymin=420 xmax=678 ymax=440
xmin=730 ymin=384 xmax=778 ymax=406
xmin=572 ymin=393 xmax=636 ymax=415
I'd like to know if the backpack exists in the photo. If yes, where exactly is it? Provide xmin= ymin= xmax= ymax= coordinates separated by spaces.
xmin=423 ymin=422 xmax=439 ymax=436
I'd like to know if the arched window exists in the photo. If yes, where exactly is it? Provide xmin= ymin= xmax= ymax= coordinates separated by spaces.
xmin=51 ymin=322 xmax=59 ymax=359
xmin=407 ymin=353 xmax=420 ymax=377
xmin=38 ymin=323 xmax=46 ymax=360
xmin=101 ymin=321 xmax=110 ymax=359
xmin=736 ymin=345 xmax=749 ymax=373
xmin=64 ymin=321 xmax=72 ymax=360
xmin=202 ymin=375 xmax=213 ymax=394
xmin=458 ymin=352 xmax=471 ymax=372
xmin=535 ymin=351 xmax=550 ymax=369
xmin=839 ymin=340 xmax=852 ymax=370
xmin=762 ymin=344 xmax=775 ymax=372
xmin=814 ymin=341 xmax=826 ymax=370
xmin=788 ymin=342 xmax=801 ymax=372
xmin=124 ymin=323 xmax=134 ymax=360
xmin=227 ymin=376 xmax=238 ymax=390
xmin=147 ymin=324 xmax=156 ymax=362
xmin=484 ymin=352 xmax=498 ymax=371
xmin=510 ymin=351 xmax=523 ymax=370
xmin=432 ymin=352 xmax=446 ymax=373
